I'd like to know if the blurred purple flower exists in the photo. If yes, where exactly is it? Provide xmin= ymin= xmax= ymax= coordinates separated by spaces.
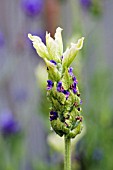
xmin=0 ymin=31 xmax=5 ymax=47
xmin=92 ymin=148 xmax=103 ymax=161
xmin=80 ymin=0 xmax=92 ymax=9
xmin=13 ymin=88 xmax=28 ymax=102
xmin=0 ymin=109 xmax=20 ymax=136
xmin=21 ymin=0 xmax=44 ymax=17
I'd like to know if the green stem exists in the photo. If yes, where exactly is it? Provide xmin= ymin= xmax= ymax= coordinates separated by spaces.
xmin=64 ymin=135 xmax=71 ymax=170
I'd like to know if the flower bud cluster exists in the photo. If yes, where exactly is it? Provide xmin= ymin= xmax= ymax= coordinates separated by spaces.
xmin=47 ymin=65 xmax=83 ymax=138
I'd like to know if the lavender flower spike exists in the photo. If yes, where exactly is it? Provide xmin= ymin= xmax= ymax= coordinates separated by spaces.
xmin=28 ymin=27 xmax=84 ymax=139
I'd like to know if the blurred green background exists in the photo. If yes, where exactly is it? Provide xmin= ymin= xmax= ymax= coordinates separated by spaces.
xmin=0 ymin=0 xmax=113 ymax=169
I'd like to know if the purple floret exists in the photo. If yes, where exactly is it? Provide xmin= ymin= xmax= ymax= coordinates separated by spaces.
xmin=57 ymin=81 xmax=63 ymax=92
xmin=73 ymin=82 xmax=77 ymax=88
xmin=68 ymin=67 xmax=73 ymax=76
xmin=80 ymin=100 xmax=82 ymax=104
xmin=70 ymin=75 xmax=78 ymax=94
xmin=57 ymin=82 xmax=70 ymax=99
xmin=62 ymin=90 xmax=70 ymax=99
xmin=73 ymin=76 xmax=78 ymax=84
xmin=73 ymin=88 xmax=77 ymax=94
xmin=50 ymin=60 xmax=57 ymax=65
xmin=50 ymin=111 xmax=58 ymax=121
xmin=71 ymin=82 xmax=77 ymax=94
xmin=47 ymin=80 xmax=54 ymax=90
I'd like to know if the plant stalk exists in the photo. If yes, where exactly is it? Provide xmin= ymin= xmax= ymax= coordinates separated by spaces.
xmin=64 ymin=135 xmax=71 ymax=170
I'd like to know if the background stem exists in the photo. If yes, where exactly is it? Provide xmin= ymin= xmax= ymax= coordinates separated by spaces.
xmin=64 ymin=135 xmax=71 ymax=170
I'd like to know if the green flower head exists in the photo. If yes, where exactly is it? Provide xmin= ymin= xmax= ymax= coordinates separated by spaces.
xmin=28 ymin=27 xmax=84 ymax=139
